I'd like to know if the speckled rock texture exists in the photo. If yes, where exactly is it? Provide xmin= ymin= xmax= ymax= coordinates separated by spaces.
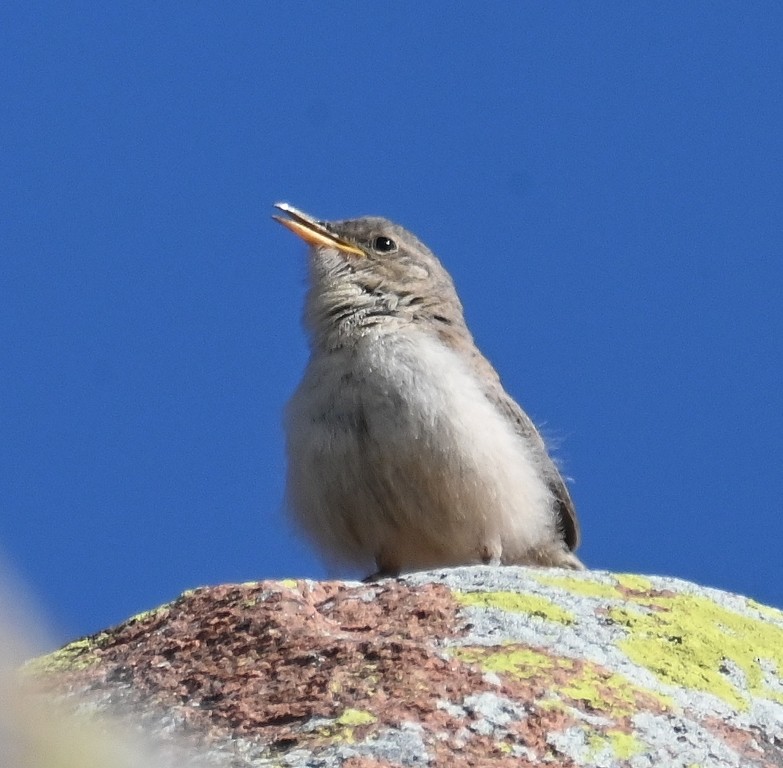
xmin=27 ymin=567 xmax=783 ymax=767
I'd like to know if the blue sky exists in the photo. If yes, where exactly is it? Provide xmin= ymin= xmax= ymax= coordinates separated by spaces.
xmin=3 ymin=4 xmax=782 ymax=645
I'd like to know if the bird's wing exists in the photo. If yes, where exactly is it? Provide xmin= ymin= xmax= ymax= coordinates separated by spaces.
xmin=468 ymin=348 xmax=580 ymax=551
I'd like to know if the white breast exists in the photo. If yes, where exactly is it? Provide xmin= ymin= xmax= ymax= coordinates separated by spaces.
xmin=285 ymin=327 xmax=555 ymax=571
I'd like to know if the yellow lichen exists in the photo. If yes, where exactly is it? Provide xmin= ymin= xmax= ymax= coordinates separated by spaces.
xmin=607 ymin=730 xmax=645 ymax=759
xmin=316 ymin=709 xmax=377 ymax=745
xmin=456 ymin=644 xmax=670 ymax=716
xmin=125 ymin=606 xmax=165 ymax=625
xmin=587 ymin=730 xmax=645 ymax=761
xmin=455 ymin=590 xmax=574 ymax=624
xmin=335 ymin=708 xmax=377 ymax=727
xmin=455 ymin=646 xmax=559 ymax=679
xmin=534 ymin=573 xmax=622 ymax=600
xmin=611 ymin=592 xmax=783 ymax=710
xmin=615 ymin=574 xmax=654 ymax=593
xmin=561 ymin=667 xmax=659 ymax=718
xmin=22 ymin=635 xmax=107 ymax=675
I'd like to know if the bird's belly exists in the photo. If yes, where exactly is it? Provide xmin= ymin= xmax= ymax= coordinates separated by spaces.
xmin=284 ymin=332 xmax=554 ymax=571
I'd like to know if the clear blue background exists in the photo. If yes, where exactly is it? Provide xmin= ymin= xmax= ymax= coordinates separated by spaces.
xmin=3 ymin=4 xmax=782 ymax=646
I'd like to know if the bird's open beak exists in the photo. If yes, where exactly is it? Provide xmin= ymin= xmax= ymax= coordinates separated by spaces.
xmin=273 ymin=203 xmax=365 ymax=257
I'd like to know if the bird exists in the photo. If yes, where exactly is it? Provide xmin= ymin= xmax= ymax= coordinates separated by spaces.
xmin=273 ymin=202 xmax=583 ymax=579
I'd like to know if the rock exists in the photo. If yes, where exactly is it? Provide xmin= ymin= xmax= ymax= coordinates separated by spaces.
xmin=25 ymin=567 xmax=783 ymax=767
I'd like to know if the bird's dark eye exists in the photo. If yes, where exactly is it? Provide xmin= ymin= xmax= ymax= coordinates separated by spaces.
xmin=372 ymin=236 xmax=398 ymax=254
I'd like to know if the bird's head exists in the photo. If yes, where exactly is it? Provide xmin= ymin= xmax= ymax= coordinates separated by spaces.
xmin=273 ymin=203 xmax=468 ymax=350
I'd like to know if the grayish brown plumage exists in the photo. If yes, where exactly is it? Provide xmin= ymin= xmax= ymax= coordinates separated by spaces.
xmin=274 ymin=203 xmax=583 ymax=578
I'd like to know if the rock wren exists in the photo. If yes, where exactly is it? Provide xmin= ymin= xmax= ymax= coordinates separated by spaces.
xmin=273 ymin=203 xmax=583 ymax=578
